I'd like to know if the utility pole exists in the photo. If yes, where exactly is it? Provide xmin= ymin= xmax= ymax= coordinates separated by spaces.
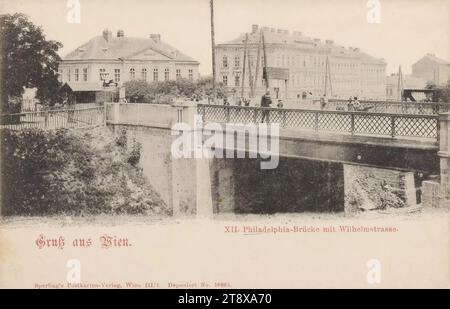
xmin=253 ymin=32 xmax=262 ymax=97
xmin=241 ymin=34 xmax=248 ymax=99
xmin=210 ymin=0 xmax=216 ymax=100
xmin=247 ymin=42 xmax=254 ymax=98
xmin=397 ymin=65 xmax=404 ymax=101
xmin=324 ymin=56 xmax=332 ymax=96
xmin=262 ymin=31 xmax=269 ymax=90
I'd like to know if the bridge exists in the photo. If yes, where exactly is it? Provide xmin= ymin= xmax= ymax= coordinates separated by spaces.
xmin=104 ymin=101 xmax=450 ymax=214
xmin=1 ymin=101 xmax=449 ymax=213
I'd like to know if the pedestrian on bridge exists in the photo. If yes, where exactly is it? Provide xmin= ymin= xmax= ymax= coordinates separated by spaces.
xmin=260 ymin=91 xmax=272 ymax=123
xmin=277 ymin=99 xmax=284 ymax=108
xmin=348 ymin=96 xmax=354 ymax=111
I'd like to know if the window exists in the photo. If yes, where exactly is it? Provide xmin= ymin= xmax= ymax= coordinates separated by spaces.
xmin=74 ymin=68 xmax=79 ymax=81
xmin=99 ymin=68 xmax=106 ymax=81
xmin=129 ymin=68 xmax=135 ymax=80
xmin=176 ymin=69 xmax=181 ymax=80
xmin=153 ymin=68 xmax=158 ymax=81
xmin=142 ymin=68 xmax=147 ymax=81
xmin=67 ymin=68 xmax=71 ymax=82
xmin=83 ymin=68 xmax=88 ymax=81
xmin=222 ymin=75 xmax=228 ymax=86
xmin=222 ymin=56 xmax=228 ymax=68
xmin=114 ymin=69 xmax=120 ymax=82
xmin=188 ymin=69 xmax=193 ymax=81
xmin=234 ymin=56 xmax=240 ymax=68
xmin=164 ymin=68 xmax=170 ymax=81
xmin=234 ymin=75 xmax=240 ymax=87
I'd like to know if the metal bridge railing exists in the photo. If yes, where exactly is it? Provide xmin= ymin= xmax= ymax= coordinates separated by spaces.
xmin=0 ymin=106 xmax=105 ymax=130
xmin=327 ymin=99 xmax=449 ymax=115
xmin=197 ymin=104 xmax=439 ymax=140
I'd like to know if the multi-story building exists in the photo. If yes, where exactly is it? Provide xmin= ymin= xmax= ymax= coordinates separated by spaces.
xmin=215 ymin=25 xmax=387 ymax=100
xmin=412 ymin=53 xmax=450 ymax=86
xmin=59 ymin=29 xmax=200 ymax=102
xmin=385 ymin=73 xmax=427 ymax=101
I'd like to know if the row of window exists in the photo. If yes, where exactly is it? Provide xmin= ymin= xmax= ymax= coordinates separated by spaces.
xmin=222 ymin=73 xmax=383 ymax=88
xmin=62 ymin=68 xmax=89 ymax=82
xmin=102 ymin=68 xmax=194 ymax=82
xmin=61 ymin=67 xmax=194 ymax=83
xmin=220 ymin=54 xmax=384 ymax=74
xmin=222 ymin=55 xmax=265 ymax=69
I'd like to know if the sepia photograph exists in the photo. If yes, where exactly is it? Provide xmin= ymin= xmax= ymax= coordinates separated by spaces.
xmin=0 ymin=0 xmax=449 ymax=291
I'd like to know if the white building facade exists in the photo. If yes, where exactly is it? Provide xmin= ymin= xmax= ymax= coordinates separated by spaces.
xmin=59 ymin=29 xmax=200 ymax=102
xmin=215 ymin=25 xmax=387 ymax=100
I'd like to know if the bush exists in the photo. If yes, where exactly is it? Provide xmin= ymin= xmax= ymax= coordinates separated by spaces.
xmin=123 ymin=76 xmax=226 ymax=103
xmin=0 ymin=127 xmax=168 ymax=216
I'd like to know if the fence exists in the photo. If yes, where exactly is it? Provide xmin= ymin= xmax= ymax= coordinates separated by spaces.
xmin=326 ymin=99 xmax=449 ymax=115
xmin=197 ymin=104 xmax=439 ymax=140
xmin=0 ymin=106 xmax=105 ymax=130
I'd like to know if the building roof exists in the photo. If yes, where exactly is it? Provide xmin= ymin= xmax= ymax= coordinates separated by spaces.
xmin=413 ymin=54 xmax=450 ymax=66
xmin=218 ymin=25 xmax=386 ymax=65
xmin=64 ymin=82 xmax=103 ymax=92
xmin=417 ymin=53 xmax=449 ymax=65
xmin=63 ymin=31 xmax=198 ymax=63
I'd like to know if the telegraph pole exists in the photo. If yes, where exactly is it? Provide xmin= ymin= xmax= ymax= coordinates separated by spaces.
xmin=241 ymin=33 xmax=248 ymax=99
xmin=210 ymin=0 xmax=216 ymax=100
xmin=262 ymin=31 xmax=269 ymax=90
xmin=253 ymin=32 xmax=262 ymax=96
xmin=397 ymin=65 xmax=404 ymax=101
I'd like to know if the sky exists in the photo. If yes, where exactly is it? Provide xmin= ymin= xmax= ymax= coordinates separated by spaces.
xmin=1 ymin=0 xmax=449 ymax=75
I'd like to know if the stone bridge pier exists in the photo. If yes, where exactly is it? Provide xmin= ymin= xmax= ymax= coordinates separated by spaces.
xmin=422 ymin=112 xmax=450 ymax=208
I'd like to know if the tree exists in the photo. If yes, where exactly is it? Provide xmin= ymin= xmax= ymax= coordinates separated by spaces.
xmin=0 ymin=13 xmax=63 ymax=113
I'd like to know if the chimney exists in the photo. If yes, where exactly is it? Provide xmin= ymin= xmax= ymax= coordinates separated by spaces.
xmin=117 ymin=30 xmax=125 ymax=37
xmin=150 ymin=34 xmax=161 ymax=43
xmin=251 ymin=24 xmax=259 ymax=33
xmin=102 ymin=29 xmax=112 ymax=42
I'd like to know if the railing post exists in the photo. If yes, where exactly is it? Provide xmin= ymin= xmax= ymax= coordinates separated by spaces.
xmin=282 ymin=110 xmax=286 ymax=128
xmin=253 ymin=108 xmax=257 ymax=124
xmin=390 ymin=115 xmax=396 ymax=137
xmin=437 ymin=112 xmax=450 ymax=206
xmin=314 ymin=111 xmax=319 ymax=131
xmin=202 ymin=105 xmax=206 ymax=122
xmin=226 ymin=106 xmax=230 ymax=122
xmin=103 ymin=105 xmax=107 ymax=125
xmin=44 ymin=111 xmax=49 ymax=129
xmin=350 ymin=113 xmax=355 ymax=135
